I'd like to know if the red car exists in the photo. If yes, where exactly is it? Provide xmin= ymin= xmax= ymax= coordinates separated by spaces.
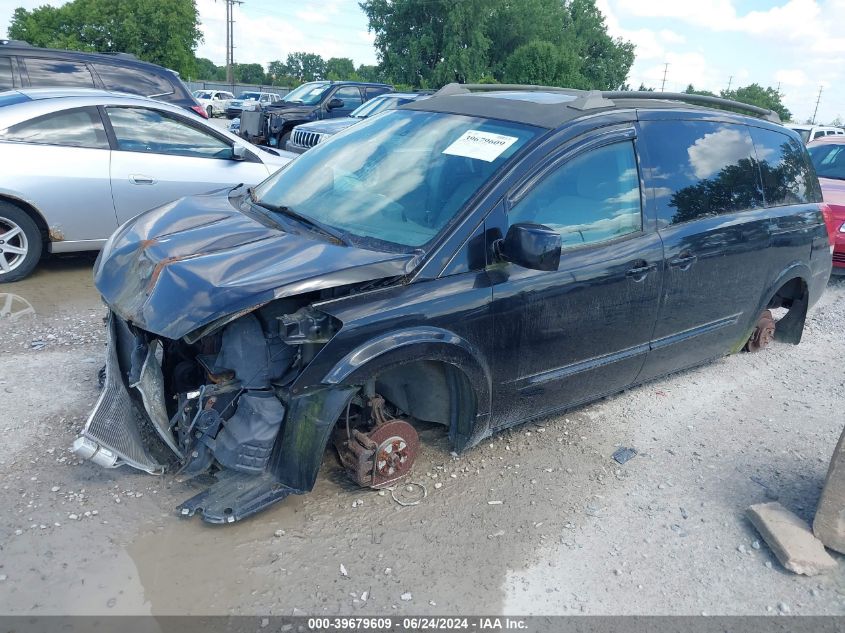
xmin=808 ymin=136 xmax=845 ymax=275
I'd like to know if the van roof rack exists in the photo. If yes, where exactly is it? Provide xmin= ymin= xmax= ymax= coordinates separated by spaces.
xmin=433 ymin=83 xmax=782 ymax=124
xmin=0 ymin=39 xmax=32 ymax=47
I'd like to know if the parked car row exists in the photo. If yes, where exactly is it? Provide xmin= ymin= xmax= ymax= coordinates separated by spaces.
xmin=284 ymin=91 xmax=432 ymax=153
xmin=233 ymin=80 xmax=392 ymax=147
xmin=788 ymin=123 xmax=845 ymax=144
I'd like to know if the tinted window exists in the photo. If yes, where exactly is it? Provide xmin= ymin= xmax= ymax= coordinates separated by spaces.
xmin=813 ymin=131 xmax=825 ymax=140
xmin=92 ymin=64 xmax=173 ymax=96
xmin=365 ymin=87 xmax=390 ymax=99
xmin=749 ymin=127 xmax=821 ymax=206
xmin=0 ymin=57 xmax=13 ymax=90
xmin=25 ymin=57 xmax=95 ymax=87
xmin=792 ymin=128 xmax=811 ymax=144
xmin=1 ymin=107 xmax=108 ymax=149
xmin=808 ymin=143 xmax=845 ymax=180
xmin=106 ymin=107 xmax=230 ymax=158
xmin=333 ymin=86 xmax=362 ymax=109
xmin=509 ymin=141 xmax=641 ymax=249
xmin=640 ymin=121 xmax=764 ymax=225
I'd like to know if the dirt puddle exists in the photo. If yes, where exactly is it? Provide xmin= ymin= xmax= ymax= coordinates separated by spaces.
xmin=127 ymin=493 xmax=309 ymax=614
xmin=0 ymin=254 xmax=99 ymax=323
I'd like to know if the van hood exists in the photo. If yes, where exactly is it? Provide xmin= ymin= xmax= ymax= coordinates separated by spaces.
xmin=94 ymin=188 xmax=414 ymax=339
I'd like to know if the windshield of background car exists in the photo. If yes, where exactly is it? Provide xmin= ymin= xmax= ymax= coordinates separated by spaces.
xmin=808 ymin=143 xmax=845 ymax=180
xmin=283 ymin=82 xmax=330 ymax=105
xmin=252 ymin=109 xmax=540 ymax=250
xmin=194 ymin=90 xmax=213 ymax=99
xmin=238 ymin=92 xmax=261 ymax=100
xmin=350 ymin=95 xmax=405 ymax=118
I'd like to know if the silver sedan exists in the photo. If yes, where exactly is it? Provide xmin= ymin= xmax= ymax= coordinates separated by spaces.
xmin=0 ymin=88 xmax=295 ymax=282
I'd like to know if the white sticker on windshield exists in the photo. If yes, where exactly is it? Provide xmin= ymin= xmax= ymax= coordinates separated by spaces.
xmin=442 ymin=130 xmax=519 ymax=162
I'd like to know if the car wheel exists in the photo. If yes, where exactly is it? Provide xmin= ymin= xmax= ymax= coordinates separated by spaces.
xmin=207 ymin=105 xmax=214 ymax=118
xmin=0 ymin=202 xmax=43 ymax=283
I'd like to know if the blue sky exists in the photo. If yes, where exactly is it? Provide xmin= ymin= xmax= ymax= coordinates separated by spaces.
xmin=3 ymin=0 xmax=843 ymax=123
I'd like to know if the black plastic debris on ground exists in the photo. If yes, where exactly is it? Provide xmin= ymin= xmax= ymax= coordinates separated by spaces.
xmin=612 ymin=447 xmax=637 ymax=464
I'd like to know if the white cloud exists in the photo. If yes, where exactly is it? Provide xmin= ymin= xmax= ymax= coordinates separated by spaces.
xmin=688 ymin=127 xmax=754 ymax=179
xmin=775 ymin=69 xmax=809 ymax=88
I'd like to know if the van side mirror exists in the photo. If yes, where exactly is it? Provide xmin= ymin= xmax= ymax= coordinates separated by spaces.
xmin=327 ymin=98 xmax=344 ymax=109
xmin=232 ymin=145 xmax=247 ymax=161
xmin=497 ymin=223 xmax=561 ymax=271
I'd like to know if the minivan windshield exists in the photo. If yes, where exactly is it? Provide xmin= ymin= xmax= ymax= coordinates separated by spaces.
xmin=252 ymin=109 xmax=539 ymax=250
xmin=808 ymin=143 xmax=845 ymax=180
xmin=282 ymin=82 xmax=330 ymax=105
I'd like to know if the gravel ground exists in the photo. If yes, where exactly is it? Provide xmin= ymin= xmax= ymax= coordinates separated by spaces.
xmin=1 ymin=254 xmax=844 ymax=616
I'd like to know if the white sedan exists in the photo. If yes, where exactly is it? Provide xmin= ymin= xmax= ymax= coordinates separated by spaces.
xmin=0 ymin=88 xmax=295 ymax=281
xmin=192 ymin=89 xmax=234 ymax=118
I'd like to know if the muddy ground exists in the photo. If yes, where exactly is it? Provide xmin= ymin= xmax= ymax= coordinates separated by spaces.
xmin=1 ymin=254 xmax=844 ymax=616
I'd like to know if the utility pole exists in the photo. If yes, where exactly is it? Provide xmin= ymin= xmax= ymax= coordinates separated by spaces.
xmin=660 ymin=63 xmax=669 ymax=92
xmin=220 ymin=0 xmax=243 ymax=86
xmin=812 ymin=85 xmax=823 ymax=124
xmin=726 ymin=75 xmax=733 ymax=92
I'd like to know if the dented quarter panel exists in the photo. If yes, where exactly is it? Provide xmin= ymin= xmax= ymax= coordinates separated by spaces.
xmin=93 ymin=188 xmax=415 ymax=339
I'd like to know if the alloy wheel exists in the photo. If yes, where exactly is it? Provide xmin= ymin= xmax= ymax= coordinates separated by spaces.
xmin=0 ymin=217 xmax=28 ymax=274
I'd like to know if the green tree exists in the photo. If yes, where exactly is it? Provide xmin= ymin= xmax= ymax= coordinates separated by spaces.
xmin=233 ymin=63 xmax=266 ymax=85
xmin=684 ymin=84 xmax=716 ymax=97
xmin=195 ymin=57 xmax=220 ymax=81
xmin=325 ymin=57 xmax=356 ymax=80
xmin=8 ymin=0 xmax=202 ymax=77
xmin=502 ymin=40 xmax=580 ymax=86
xmin=721 ymin=83 xmax=791 ymax=121
xmin=360 ymin=0 xmax=634 ymax=89
xmin=284 ymin=52 xmax=326 ymax=82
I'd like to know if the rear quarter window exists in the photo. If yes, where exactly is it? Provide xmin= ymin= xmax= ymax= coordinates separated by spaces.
xmin=640 ymin=120 xmax=764 ymax=225
xmin=92 ymin=63 xmax=174 ymax=97
xmin=748 ymin=127 xmax=822 ymax=206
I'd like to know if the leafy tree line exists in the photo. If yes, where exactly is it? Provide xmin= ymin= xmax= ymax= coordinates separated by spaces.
xmin=195 ymin=53 xmax=383 ymax=87
xmin=683 ymin=83 xmax=792 ymax=121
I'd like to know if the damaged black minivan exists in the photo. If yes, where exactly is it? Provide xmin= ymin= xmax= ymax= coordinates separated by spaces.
xmin=74 ymin=85 xmax=834 ymax=523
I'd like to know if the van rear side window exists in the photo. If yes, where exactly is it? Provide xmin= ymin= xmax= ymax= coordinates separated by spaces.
xmin=748 ymin=127 xmax=822 ymax=206
xmin=640 ymin=120 xmax=764 ymax=225
xmin=25 ymin=57 xmax=95 ymax=87
xmin=92 ymin=64 xmax=174 ymax=97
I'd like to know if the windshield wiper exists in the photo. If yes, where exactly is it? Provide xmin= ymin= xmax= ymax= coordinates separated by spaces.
xmin=248 ymin=189 xmax=348 ymax=245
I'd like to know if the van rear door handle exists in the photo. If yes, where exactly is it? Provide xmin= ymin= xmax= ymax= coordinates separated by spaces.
xmin=129 ymin=174 xmax=156 ymax=185
xmin=669 ymin=253 xmax=697 ymax=270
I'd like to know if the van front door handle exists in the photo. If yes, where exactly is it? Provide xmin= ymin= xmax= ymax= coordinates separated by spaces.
xmin=626 ymin=262 xmax=657 ymax=281
xmin=129 ymin=174 xmax=156 ymax=185
xmin=669 ymin=253 xmax=697 ymax=270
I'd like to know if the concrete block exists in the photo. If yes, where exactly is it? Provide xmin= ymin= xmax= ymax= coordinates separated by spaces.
xmin=814 ymin=424 xmax=845 ymax=554
xmin=747 ymin=502 xmax=837 ymax=576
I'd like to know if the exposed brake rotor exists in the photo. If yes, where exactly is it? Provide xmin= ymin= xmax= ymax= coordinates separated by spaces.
xmin=368 ymin=420 xmax=419 ymax=487
xmin=745 ymin=309 xmax=776 ymax=352
xmin=334 ymin=400 xmax=420 ymax=489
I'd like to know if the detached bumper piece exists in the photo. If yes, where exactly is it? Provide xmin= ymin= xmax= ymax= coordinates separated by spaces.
xmin=178 ymin=471 xmax=295 ymax=524
xmin=73 ymin=315 xmax=175 ymax=474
